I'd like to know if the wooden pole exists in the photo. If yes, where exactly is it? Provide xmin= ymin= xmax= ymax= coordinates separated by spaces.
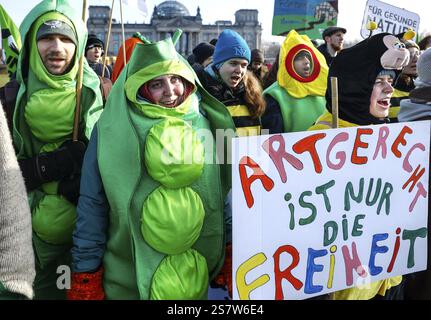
xmin=119 ymin=0 xmax=127 ymax=67
xmin=102 ymin=0 xmax=115 ymax=78
xmin=73 ymin=0 xmax=87 ymax=141
xmin=330 ymin=77 xmax=339 ymax=129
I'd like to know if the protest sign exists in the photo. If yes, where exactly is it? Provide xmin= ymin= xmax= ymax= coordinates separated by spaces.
xmin=272 ymin=0 xmax=339 ymax=39
xmin=361 ymin=0 xmax=420 ymax=39
xmin=232 ymin=121 xmax=430 ymax=300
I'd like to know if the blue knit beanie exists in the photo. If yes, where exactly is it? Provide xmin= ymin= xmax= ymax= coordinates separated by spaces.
xmin=212 ymin=30 xmax=251 ymax=68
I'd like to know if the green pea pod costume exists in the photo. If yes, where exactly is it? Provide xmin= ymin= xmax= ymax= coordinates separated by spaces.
xmin=12 ymin=0 xmax=103 ymax=299
xmin=97 ymin=31 xmax=229 ymax=299
xmin=264 ymin=30 xmax=327 ymax=133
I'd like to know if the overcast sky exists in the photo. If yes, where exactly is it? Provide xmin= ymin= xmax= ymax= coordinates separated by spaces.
xmin=1 ymin=0 xmax=430 ymax=43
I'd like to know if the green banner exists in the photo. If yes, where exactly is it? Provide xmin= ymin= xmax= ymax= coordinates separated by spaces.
xmin=0 ymin=4 xmax=21 ymax=77
xmin=272 ymin=0 xmax=339 ymax=39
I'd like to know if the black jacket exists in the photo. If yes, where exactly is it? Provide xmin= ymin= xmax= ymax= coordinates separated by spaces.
xmin=317 ymin=44 xmax=334 ymax=66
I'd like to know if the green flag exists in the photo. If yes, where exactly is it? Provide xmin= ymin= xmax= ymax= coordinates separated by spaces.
xmin=0 ymin=4 xmax=21 ymax=77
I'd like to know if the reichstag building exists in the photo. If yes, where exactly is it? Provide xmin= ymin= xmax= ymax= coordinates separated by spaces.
xmin=87 ymin=0 xmax=262 ymax=57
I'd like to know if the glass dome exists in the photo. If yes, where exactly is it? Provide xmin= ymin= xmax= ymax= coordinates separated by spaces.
xmin=157 ymin=1 xmax=190 ymax=17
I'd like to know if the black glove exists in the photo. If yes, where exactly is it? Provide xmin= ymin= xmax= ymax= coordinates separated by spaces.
xmin=58 ymin=174 xmax=81 ymax=206
xmin=19 ymin=140 xmax=86 ymax=191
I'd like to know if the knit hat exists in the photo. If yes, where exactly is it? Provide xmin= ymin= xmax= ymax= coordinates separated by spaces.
xmin=36 ymin=19 xmax=77 ymax=46
xmin=212 ymin=30 xmax=251 ymax=67
xmin=377 ymin=68 xmax=396 ymax=79
xmin=251 ymin=49 xmax=264 ymax=63
xmin=86 ymin=34 xmax=105 ymax=55
xmin=192 ymin=42 xmax=215 ymax=65
xmin=415 ymin=48 xmax=431 ymax=87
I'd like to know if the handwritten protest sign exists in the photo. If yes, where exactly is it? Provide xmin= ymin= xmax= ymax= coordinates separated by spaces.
xmin=360 ymin=0 xmax=420 ymax=39
xmin=232 ymin=121 xmax=430 ymax=300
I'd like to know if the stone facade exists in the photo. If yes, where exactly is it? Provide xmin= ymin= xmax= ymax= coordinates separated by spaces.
xmin=87 ymin=1 xmax=262 ymax=57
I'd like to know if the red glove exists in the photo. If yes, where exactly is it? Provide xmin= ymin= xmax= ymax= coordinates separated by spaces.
xmin=67 ymin=267 xmax=105 ymax=300
xmin=214 ymin=242 xmax=232 ymax=297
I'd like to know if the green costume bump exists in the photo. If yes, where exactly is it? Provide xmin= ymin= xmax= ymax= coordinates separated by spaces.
xmin=141 ymin=186 xmax=205 ymax=255
xmin=150 ymin=249 xmax=209 ymax=300
xmin=145 ymin=117 xmax=204 ymax=188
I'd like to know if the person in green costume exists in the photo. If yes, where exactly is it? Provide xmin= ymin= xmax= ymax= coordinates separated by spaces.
xmin=10 ymin=0 xmax=103 ymax=299
xmin=67 ymin=30 xmax=226 ymax=300
xmin=262 ymin=30 xmax=328 ymax=134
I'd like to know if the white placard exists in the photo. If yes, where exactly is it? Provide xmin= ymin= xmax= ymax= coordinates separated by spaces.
xmin=232 ymin=121 xmax=430 ymax=300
